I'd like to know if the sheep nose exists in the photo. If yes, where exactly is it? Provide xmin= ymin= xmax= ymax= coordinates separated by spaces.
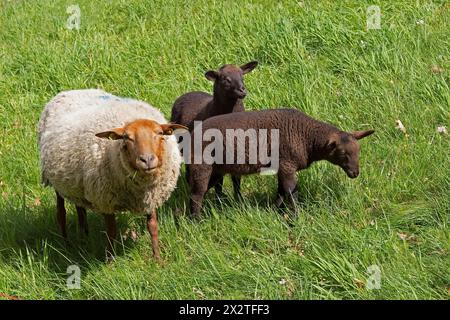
xmin=237 ymin=87 xmax=247 ymax=98
xmin=347 ymin=169 xmax=359 ymax=179
xmin=138 ymin=154 xmax=158 ymax=170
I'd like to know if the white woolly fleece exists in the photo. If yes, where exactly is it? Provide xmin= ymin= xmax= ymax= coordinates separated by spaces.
xmin=38 ymin=89 xmax=182 ymax=214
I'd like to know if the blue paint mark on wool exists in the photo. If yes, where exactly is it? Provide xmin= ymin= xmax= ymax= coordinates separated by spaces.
xmin=98 ymin=94 xmax=132 ymax=102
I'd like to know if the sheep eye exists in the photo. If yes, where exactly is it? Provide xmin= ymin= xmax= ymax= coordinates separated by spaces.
xmin=123 ymin=134 xmax=134 ymax=142
xmin=223 ymin=77 xmax=231 ymax=84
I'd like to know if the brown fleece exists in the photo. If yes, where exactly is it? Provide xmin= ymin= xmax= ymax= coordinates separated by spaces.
xmin=170 ymin=61 xmax=258 ymax=198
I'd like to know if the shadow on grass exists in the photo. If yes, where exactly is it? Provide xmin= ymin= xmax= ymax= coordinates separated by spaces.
xmin=0 ymin=199 xmax=148 ymax=274
xmin=166 ymin=165 xmax=349 ymax=232
xmin=0 ymin=166 xmax=349 ymax=274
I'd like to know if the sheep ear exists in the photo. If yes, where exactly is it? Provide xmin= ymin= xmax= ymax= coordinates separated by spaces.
xmin=205 ymin=70 xmax=218 ymax=81
xmin=327 ymin=140 xmax=337 ymax=151
xmin=351 ymin=130 xmax=375 ymax=140
xmin=95 ymin=128 xmax=125 ymax=140
xmin=327 ymin=134 xmax=339 ymax=151
xmin=161 ymin=123 xmax=188 ymax=135
xmin=240 ymin=61 xmax=258 ymax=74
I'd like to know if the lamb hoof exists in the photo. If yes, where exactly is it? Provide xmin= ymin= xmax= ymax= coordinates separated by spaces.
xmin=189 ymin=212 xmax=202 ymax=221
xmin=275 ymin=197 xmax=285 ymax=208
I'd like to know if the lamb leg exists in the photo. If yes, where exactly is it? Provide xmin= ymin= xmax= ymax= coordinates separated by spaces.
xmin=210 ymin=173 xmax=225 ymax=199
xmin=189 ymin=164 xmax=212 ymax=219
xmin=231 ymin=176 xmax=242 ymax=200
xmin=275 ymin=166 xmax=298 ymax=208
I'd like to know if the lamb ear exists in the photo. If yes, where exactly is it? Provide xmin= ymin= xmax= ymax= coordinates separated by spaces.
xmin=327 ymin=140 xmax=337 ymax=151
xmin=351 ymin=129 xmax=375 ymax=140
xmin=205 ymin=70 xmax=218 ymax=81
xmin=327 ymin=134 xmax=339 ymax=151
xmin=161 ymin=123 xmax=188 ymax=135
xmin=240 ymin=61 xmax=258 ymax=74
xmin=95 ymin=128 xmax=125 ymax=140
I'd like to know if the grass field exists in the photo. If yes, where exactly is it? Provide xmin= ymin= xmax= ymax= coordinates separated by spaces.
xmin=0 ymin=0 xmax=449 ymax=300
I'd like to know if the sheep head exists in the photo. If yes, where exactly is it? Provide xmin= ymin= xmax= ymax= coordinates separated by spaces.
xmin=96 ymin=119 xmax=187 ymax=175
xmin=205 ymin=61 xmax=258 ymax=100
xmin=326 ymin=129 xmax=375 ymax=179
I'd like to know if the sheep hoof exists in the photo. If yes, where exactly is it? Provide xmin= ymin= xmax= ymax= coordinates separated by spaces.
xmin=143 ymin=252 xmax=163 ymax=265
xmin=275 ymin=196 xmax=285 ymax=208
xmin=190 ymin=214 xmax=202 ymax=222
xmin=154 ymin=255 xmax=163 ymax=265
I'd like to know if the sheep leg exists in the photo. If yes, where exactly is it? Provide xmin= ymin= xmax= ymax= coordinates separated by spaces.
xmin=56 ymin=192 xmax=67 ymax=239
xmin=146 ymin=210 xmax=161 ymax=261
xmin=103 ymin=214 xmax=117 ymax=261
xmin=231 ymin=176 xmax=242 ymax=200
xmin=185 ymin=165 xmax=190 ymax=184
xmin=211 ymin=174 xmax=225 ymax=199
xmin=76 ymin=206 xmax=88 ymax=236
xmin=190 ymin=187 xmax=208 ymax=219
xmin=189 ymin=165 xmax=212 ymax=219
xmin=275 ymin=169 xmax=298 ymax=208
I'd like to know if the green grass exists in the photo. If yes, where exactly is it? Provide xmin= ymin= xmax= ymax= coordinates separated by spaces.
xmin=0 ymin=0 xmax=449 ymax=299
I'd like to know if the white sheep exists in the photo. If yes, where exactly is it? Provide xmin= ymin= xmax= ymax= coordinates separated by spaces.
xmin=38 ymin=89 xmax=187 ymax=260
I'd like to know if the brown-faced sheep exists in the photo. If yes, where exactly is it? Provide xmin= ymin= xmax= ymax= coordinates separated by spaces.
xmin=39 ymin=89 xmax=187 ymax=261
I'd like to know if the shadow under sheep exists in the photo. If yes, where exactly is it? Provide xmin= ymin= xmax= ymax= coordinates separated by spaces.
xmin=0 ymin=201 xmax=148 ymax=273
xmin=0 ymin=166 xmax=347 ymax=273
xmin=171 ymin=164 xmax=348 ymax=219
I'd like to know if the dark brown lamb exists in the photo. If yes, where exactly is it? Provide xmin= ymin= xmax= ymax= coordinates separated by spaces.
xmin=171 ymin=61 xmax=258 ymax=198
xmin=188 ymin=108 xmax=374 ymax=217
